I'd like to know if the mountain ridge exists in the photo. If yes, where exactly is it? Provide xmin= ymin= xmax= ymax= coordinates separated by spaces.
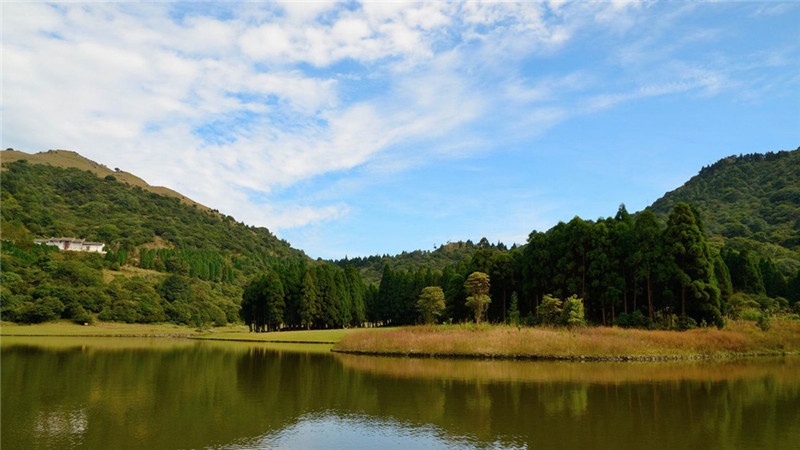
xmin=2 ymin=149 xmax=212 ymax=212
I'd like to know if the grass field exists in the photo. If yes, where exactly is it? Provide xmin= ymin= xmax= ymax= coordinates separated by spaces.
xmin=332 ymin=320 xmax=800 ymax=360
xmin=0 ymin=321 xmax=208 ymax=337
xmin=5 ymin=320 xmax=799 ymax=360
xmin=0 ymin=321 xmax=368 ymax=344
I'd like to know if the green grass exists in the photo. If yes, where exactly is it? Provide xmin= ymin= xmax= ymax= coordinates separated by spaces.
xmin=0 ymin=321 xmax=204 ymax=337
xmin=195 ymin=327 xmax=370 ymax=343
xmin=0 ymin=321 xmax=370 ymax=344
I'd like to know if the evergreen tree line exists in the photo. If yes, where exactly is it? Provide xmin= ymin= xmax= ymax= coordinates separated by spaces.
xmin=250 ymin=202 xmax=799 ymax=330
xmin=240 ymin=260 xmax=371 ymax=331
xmin=136 ymin=248 xmax=235 ymax=283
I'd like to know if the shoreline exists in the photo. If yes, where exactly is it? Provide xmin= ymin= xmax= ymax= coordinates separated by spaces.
xmin=331 ymin=348 xmax=798 ymax=362
xmin=0 ymin=321 xmax=356 ymax=345
xmin=4 ymin=320 xmax=800 ymax=361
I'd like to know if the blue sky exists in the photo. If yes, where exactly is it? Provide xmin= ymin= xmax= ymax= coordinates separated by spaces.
xmin=3 ymin=1 xmax=799 ymax=259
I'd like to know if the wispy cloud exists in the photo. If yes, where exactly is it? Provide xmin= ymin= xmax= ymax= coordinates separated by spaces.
xmin=3 ymin=1 xmax=798 ymax=257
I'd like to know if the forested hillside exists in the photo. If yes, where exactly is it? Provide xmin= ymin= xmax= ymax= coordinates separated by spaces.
xmin=333 ymin=239 xmax=510 ymax=285
xmin=649 ymin=148 xmax=800 ymax=273
xmin=2 ymin=149 xmax=211 ymax=211
xmin=2 ymin=148 xmax=798 ymax=330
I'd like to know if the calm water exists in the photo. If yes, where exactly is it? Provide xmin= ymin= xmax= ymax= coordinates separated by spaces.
xmin=2 ymin=337 xmax=799 ymax=450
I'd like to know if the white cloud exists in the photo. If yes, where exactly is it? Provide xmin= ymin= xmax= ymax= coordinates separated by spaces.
xmin=3 ymin=0 xmax=791 ymax=254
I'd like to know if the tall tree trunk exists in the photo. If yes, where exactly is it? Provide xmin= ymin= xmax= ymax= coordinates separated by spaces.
xmin=681 ymin=285 xmax=686 ymax=317
xmin=623 ymin=271 xmax=629 ymax=314
xmin=647 ymin=273 xmax=654 ymax=321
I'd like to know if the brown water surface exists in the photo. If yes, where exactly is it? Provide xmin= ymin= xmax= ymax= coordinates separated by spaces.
xmin=2 ymin=336 xmax=798 ymax=449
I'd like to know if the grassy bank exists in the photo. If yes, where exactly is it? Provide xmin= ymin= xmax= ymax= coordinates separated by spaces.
xmin=6 ymin=320 xmax=799 ymax=360
xmin=332 ymin=320 xmax=800 ymax=361
xmin=0 ymin=321 xmax=206 ymax=337
xmin=0 ymin=321 xmax=366 ymax=344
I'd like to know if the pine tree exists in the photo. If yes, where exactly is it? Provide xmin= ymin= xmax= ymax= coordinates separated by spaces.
xmin=663 ymin=202 xmax=722 ymax=327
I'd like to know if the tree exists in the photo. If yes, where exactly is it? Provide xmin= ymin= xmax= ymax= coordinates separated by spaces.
xmin=537 ymin=294 xmax=562 ymax=326
xmin=464 ymin=271 xmax=491 ymax=324
xmin=416 ymin=286 xmax=446 ymax=324
xmin=346 ymin=265 xmax=367 ymax=327
xmin=723 ymin=249 xmax=764 ymax=295
xmin=240 ymin=271 xmax=285 ymax=332
xmin=299 ymin=269 xmax=320 ymax=330
xmin=633 ymin=210 xmax=662 ymax=321
xmin=663 ymin=202 xmax=722 ymax=327
xmin=508 ymin=291 xmax=520 ymax=326
xmin=562 ymin=295 xmax=586 ymax=327
xmin=759 ymin=258 xmax=787 ymax=299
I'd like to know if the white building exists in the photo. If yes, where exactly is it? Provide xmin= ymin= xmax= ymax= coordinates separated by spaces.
xmin=34 ymin=238 xmax=106 ymax=254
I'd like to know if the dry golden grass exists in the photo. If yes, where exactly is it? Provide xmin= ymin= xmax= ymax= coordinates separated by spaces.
xmin=333 ymin=320 xmax=800 ymax=360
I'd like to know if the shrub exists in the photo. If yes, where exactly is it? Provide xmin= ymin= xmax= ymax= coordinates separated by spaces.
xmin=614 ymin=311 xmax=651 ymax=329
xmin=66 ymin=303 xmax=93 ymax=324
xmin=677 ymin=316 xmax=697 ymax=331
xmin=756 ymin=313 xmax=772 ymax=331
xmin=739 ymin=308 xmax=762 ymax=321
xmin=537 ymin=294 xmax=586 ymax=327
xmin=16 ymin=297 xmax=65 ymax=323
xmin=537 ymin=295 xmax=562 ymax=326
xmin=562 ymin=295 xmax=586 ymax=327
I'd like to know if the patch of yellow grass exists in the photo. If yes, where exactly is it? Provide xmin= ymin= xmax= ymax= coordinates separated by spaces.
xmin=333 ymin=320 xmax=800 ymax=360
xmin=102 ymin=265 xmax=165 ymax=283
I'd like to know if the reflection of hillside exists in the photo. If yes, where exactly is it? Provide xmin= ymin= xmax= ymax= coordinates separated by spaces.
xmin=335 ymin=353 xmax=800 ymax=385
xmin=2 ymin=340 xmax=799 ymax=450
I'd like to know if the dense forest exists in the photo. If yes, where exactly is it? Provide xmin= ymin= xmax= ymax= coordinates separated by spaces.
xmin=2 ymin=149 xmax=798 ymax=330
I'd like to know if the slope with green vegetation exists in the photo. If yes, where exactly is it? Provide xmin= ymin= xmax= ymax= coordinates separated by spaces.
xmin=649 ymin=148 xmax=800 ymax=273
xmin=2 ymin=148 xmax=798 ymax=333
xmin=2 ymin=149 xmax=210 ymax=211
xmin=332 ymin=239 xmax=508 ymax=285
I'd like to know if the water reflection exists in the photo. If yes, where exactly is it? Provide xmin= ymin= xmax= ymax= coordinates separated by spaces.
xmin=2 ymin=337 xmax=799 ymax=450
xmin=222 ymin=413 xmax=523 ymax=450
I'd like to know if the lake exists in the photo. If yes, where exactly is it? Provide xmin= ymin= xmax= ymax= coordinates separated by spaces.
xmin=2 ymin=336 xmax=799 ymax=449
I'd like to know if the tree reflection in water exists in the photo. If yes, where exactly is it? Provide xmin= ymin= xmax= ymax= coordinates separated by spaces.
xmin=2 ymin=338 xmax=799 ymax=450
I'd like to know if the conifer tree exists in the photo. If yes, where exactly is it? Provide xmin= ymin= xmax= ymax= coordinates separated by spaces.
xmin=663 ymin=202 xmax=722 ymax=327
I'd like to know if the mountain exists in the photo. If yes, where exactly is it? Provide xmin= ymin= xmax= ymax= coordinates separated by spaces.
xmin=2 ymin=149 xmax=211 ymax=211
xmin=333 ymin=240 xmax=503 ymax=285
xmin=648 ymin=148 xmax=800 ymax=273
xmin=1 ymin=150 xmax=304 ymax=261
xmin=1 ymin=152 xmax=312 ymax=326
xmin=338 ymin=148 xmax=800 ymax=283
xmin=2 ymin=147 xmax=798 ymax=328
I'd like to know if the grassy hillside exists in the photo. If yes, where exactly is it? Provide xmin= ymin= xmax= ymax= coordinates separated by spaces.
xmin=2 ymin=149 xmax=210 ymax=211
